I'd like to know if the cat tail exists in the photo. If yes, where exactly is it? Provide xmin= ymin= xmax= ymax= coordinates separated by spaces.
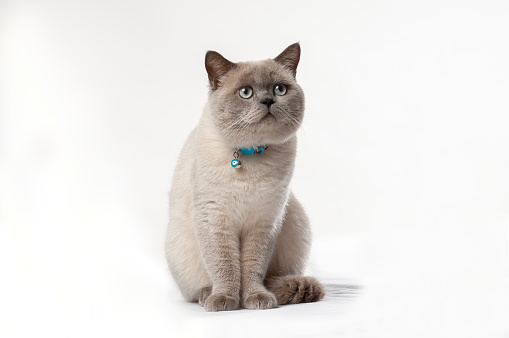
xmin=265 ymin=275 xmax=325 ymax=305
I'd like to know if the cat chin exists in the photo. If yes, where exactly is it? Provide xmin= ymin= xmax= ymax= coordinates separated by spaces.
xmin=217 ymin=121 xmax=300 ymax=149
xmin=226 ymin=134 xmax=296 ymax=149
xmin=232 ymin=124 xmax=300 ymax=147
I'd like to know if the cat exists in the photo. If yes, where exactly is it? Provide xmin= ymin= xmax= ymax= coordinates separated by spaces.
xmin=165 ymin=43 xmax=324 ymax=311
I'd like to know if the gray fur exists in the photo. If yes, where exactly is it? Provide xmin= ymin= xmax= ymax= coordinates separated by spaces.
xmin=165 ymin=43 xmax=324 ymax=311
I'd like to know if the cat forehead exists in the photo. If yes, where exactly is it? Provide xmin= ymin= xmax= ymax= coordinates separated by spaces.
xmin=225 ymin=60 xmax=294 ymax=87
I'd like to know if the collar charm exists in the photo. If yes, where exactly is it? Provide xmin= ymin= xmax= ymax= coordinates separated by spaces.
xmin=230 ymin=146 xmax=268 ymax=169
xmin=231 ymin=151 xmax=242 ymax=169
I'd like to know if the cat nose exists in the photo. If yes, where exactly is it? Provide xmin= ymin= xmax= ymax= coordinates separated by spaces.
xmin=260 ymin=98 xmax=275 ymax=108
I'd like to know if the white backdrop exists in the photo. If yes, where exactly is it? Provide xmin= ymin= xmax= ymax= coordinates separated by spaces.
xmin=1 ymin=0 xmax=508 ymax=337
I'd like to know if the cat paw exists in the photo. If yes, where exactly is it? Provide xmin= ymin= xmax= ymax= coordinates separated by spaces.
xmin=243 ymin=291 xmax=278 ymax=310
xmin=265 ymin=275 xmax=325 ymax=305
xmin=203 ymin=293 xmax=239 ymax=312
xmin=198 ymin=286 xmax=213 ymax=306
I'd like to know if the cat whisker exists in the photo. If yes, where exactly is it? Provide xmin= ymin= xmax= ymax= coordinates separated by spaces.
xmin=278 ymin=106 xmax=301 ymax=129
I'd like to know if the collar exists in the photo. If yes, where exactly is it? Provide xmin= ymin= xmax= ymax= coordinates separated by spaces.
xmin=240 ymin=146 xmax=268 ymax=155
xmin=230 ymin=146 xmax=268 ymax=168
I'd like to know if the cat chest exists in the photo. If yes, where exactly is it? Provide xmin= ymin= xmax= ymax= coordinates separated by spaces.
xmin=195 ymin=151 xmax=293 ymax=226
xmin=225 ymin=172 xmax=289 ymax=224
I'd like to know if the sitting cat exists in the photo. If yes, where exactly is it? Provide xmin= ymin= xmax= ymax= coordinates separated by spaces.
xmin=165 ymin=43 xmax=324 ymax=311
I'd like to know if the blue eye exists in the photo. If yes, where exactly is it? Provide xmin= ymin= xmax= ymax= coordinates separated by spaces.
xmin=274 ymin=84 xmax=287 ymax=96
xmin=239 ymin=86 xmax=253 ymax=99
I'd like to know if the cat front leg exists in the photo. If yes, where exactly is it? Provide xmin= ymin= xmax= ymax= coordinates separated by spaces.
xmin=240 ymin=223 xmax=279 ymax=310
xmin=195 ymin=212 xmax=241 ymax=312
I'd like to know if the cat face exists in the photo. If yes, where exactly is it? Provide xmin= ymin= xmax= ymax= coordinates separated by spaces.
xmin=205 ymin=44 xmax=305 ymax=148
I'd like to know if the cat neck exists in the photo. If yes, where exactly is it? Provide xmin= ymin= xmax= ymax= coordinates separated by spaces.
xmin=196 ymin=109 xmax=297 ymax=166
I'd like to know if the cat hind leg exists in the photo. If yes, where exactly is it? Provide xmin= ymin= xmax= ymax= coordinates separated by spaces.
xmin=198 ymin=285 xmax=213 ymax=306
xmin=265 ymin=193 xmax=325 ymax=305
xmin=265 ymin=275 xmax=324 ymax=304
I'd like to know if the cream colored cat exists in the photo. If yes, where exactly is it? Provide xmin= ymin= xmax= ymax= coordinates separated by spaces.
xmin=165 ymin=43 xmax=324 ymax=311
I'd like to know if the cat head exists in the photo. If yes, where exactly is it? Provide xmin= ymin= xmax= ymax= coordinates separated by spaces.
xmin=205 ymin=43 xmax=305 ymax=148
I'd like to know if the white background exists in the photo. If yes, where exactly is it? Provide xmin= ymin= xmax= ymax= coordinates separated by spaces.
xmin=1 ymin=0 xmax=508 ymax=337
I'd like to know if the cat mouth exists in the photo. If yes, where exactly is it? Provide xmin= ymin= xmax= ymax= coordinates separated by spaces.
xmin=261 ymin=112 xmax=275 ymax=121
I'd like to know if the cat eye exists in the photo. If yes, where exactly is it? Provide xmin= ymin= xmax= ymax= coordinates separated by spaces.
xmin=239 ymin=86 xmax=253 ymax=99
xmin=274 ymin=84 xmax=287 ymax=96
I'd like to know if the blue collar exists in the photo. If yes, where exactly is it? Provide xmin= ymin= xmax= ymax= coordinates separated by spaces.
xmin=231 ymin=146 xmax=268 ymax=168
xmin=240 ymin=146 xmax=267 ymax=155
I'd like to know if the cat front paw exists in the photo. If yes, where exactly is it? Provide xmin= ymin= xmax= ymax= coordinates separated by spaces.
xmin=203 ymin=293 xmax=239 ymax=312
xmin=243 ymin=291 xmax=278 ymax=310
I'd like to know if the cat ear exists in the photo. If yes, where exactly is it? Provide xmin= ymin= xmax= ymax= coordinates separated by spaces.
xmin=274 ymin=42 xmax=301 ymax=77
xmin=205 ymin=51 xmax=236 ymax=90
